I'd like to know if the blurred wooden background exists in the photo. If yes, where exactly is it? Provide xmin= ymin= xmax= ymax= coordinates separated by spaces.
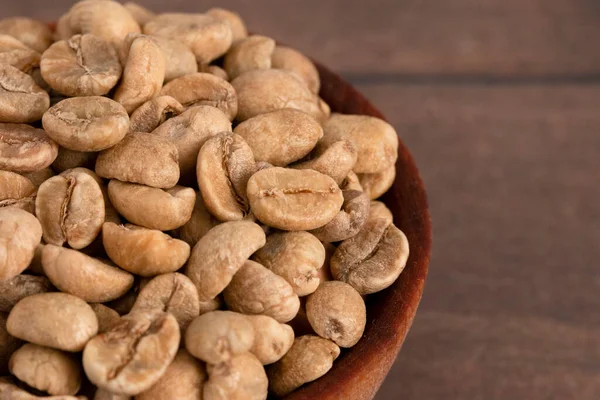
xmin=3 ymin=1 xmax=600 ymax=399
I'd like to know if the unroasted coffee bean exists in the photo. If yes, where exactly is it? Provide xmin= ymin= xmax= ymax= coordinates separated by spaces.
xmin=95 ymin=132 xmax=180 ymax=189
xmin=322 ymin=113 xmax=399 ymax=174
xmin=224 ymin=261 xmax=300 ymax=323
xmin=234 ymin=108 xmax=323 ymax=167
xmin=0 ymin=377 xmax=84 ymax=399
xmin=185 ymin=310 xmax=254 ymax=364
xmin=0 ymin=170 xmax=36 ymax=213
xmin=185 ymin=221 xmax=266 ymax=301
xmin=267 ymin=335 xmax=340 ymax=397
xmin=0 ymin=17 xmax=53 ymax=53
xmin=0 ymin=274 xmax=52 ymax=312
xmin=36 ymin=172 xmax=105 ymax=249
xmin=7 ymin=292 xmax=98 ymax=352
xmin=114 ymin=35 xmax=165 ymax=114
xmin=108 ymin=180 xmax=195 ymax=230
xmin=144 ymin=13 xmax=232 ymax=64
xmin=309 ymin=190 xmax=370 ymax=242
xmin=83 ymin=309 xmax=180 ymax=396
xmin=357 ymin=164 xmax=396 ymax=200
xmin=42 ymin=97 xmax=129 ymax=152
xmin=271 ymin=46 xmax=320 ymax=94
xmin=54 ymin=13 xmax=74 ymax=41
xmin=132 ymin=273 xmax=200 ymax=332
xmin=247 ymin=167 xmax=344 ymax=231
xmin=206 ymin=8 xmax=248 ymax=43
xmin=0 ymin=34 xmax=40 ymax=73
xmin=136 ymin=349 xmax=205 ymax=400
xmin=331 ymin=219 xmax=409 ymax=295
xmin=292 ymin=139 xmax=357 ymax=185
xmin=306 ymin=281 xmax=366 ymax=347
xmin=159 ymin=73 xmax=238 ymax=121
xmin=223 ymin=35 xmax=275 ymax=80
xmin=0 ymin=123 xmax=58 ymax=172
xmin=253 ymin=231 xmax=325 ymax=296
xmin=89 ymin=303 xmax=120 ymax=334
xmin=196 ymin=133 xmax=255 ymax=221
xmin=128 ymin=96 xmax=184 ymax=133
xmin=246 ymin=315 xmax=294 ymax=365
xmin=198 ymin=64 xmax=229 ymax=81
xmin=341 ymin=170 xmax=363 ymax=192
xmin=68 ymin=0 xmax=141 ymax=46
xmin=173 ymin=193 xmax=221 ymax=246
xmin=0 ymin=64 xmax=49 ymax=123
xmin=124 ymin=2 xmax=156 ymax=27
xmin=52 ymin=147 xmax=97 ymax=172
xmin=103 ymin=222 xmax=190 ymax=277
xmin=152 ymin=105 xmax=231 ymax=176
xmin=204 ymin=352 xmax=268 ymax=400
xmin=41 ymin=34 xmax=122 ymax=97
xmin=0 ymin=313 xmax=21 ymax=375
xmin=0 ymin=207 xmax=42 ymax=281
xmin=152 ymin=36 xmax=198 ymax=82
xmin=369 ymin=200 xmax=394 ymax=224
xmin=232 ymin=69 xmax=323 ymax=122
xmin=42 ymin=245 xmax=134 ymax=303
xmin=20 ymin=167 xmax=54 ymax=188
xmin=9 ymin=343 xmax=82 ymax=395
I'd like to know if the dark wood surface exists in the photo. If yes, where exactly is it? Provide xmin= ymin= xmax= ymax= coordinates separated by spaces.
xmin=3 ymin=1 xmax=600 ymax=399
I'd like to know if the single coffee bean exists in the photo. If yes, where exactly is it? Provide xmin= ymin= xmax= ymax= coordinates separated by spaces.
xmin=124 ymin=2 xmax=156 ymax=26
xmin=322 ymin=113 xmax=399 ymax=174
xmin=232 ymin=69 xmax=323 ymax=122
xmin=42 ymin=245 xmax=134 ymax=303
xmin=0 ymin=123 xmax=58 ymax=172
xmin=135 ymin=349 xmax=205 ymax=400
xmin=0 ymin=34 xmax=41 ymax=73
xmin=128 ymin=96 xmax=184 ymax=133
xmin=7 ymin=292 xmax=98 ymax=352
xmin=206 ymin=8 xmax=248 ymax=42
xmin=9 ymin=343 xmax=82 ymax=395
xmin=268 ymin=335 xmax=339 ymax=396
xmin=42 ymin=96 xmax=130 ymax=152
xmin=271 ymin=45 xmax=320 ymax=94
xmin=132 ymin=273 xmax=200 ymax=332
xmin=159 ymin=73 xmax=238 ymax=121
xmin=306 ymin=281 xmax=366 ymax=348
xmin=204 ymin=352 xmax=268 ymax=400
xmin=246 ymin=315 xmax=295 ymax=365
xmin=309 ymin=190 xmax=370 ymax=242
xmin=95 ymin=132 xmax=180 ymax=189
xmin=223 ymin=35 xmax=275 ymax=80
xmin=103 ymin=222 xmax=191 ymax=277
xmin=144 ymin=13 xmax=232 ymax=64
xmin=54 ymin=13 xmax=74 ymax=41
xmin=114 ymin=35 xmax=165 ymax=114
xmin=68 ymin=0 xmax=141 ymax=47
xmin=153 ymin=36 xmax=198 ymax=82
xmin=173 ymin=192 xmax=221 ymax=247
xmin=40 ymin=34 xmax=122 ymax=97
xmin=196 ymin=132 xmax=255 ymax=221
xmin=341 ymin=170 xmax=363 ymax=191
xmin=234 ymin=108 xmax=323 ymax=167
xmin=152 ymin=105 xmax=232 ymax=177
xmin=52 ymin=147 xmax=97 ymax=172
xmin=0 ymin=17 xmax=53 ymax=53
xmin=0 ymin=170 xmax=36 ymax=213
xmin=83 ymin=309 xmax=180 ymax=396
xmin=0 ymin=64 xmax=49 ymax=123
xmin=36 ymin=172 xmax=105 ymax=249
xmin=108 ymin=180 xmax=195 ymax=230
xmin=331 ymin=219 xmax=410 ymax=295
xmin=185 ymin=310 xmax=254 ymax=364
xmin=20 ymin=167 xmax=54 ymax=188
xmin=0 ymin=207 xmax=42 ymax=281
xmin=291 ymin=139 xmax=357 ymax=185
xmin=253 ymin=231 xmax=325 ymax=296
xmin=0 ymin=313 xmax=21 ymax=375
xmin=247 ymin=167 xmax=344 ymax=231
xmin=369 ymin=200 xmax=394 ymax=224
xmin=185 ymin=221 xmax=266 ymax=301
xmin=357 ymin=164 xmax=397 ymax=200
xmin=0 ymin=274 xmax=52 ymax=312
xmin=89 ymin=303 xmax=120 ymax=334
xmin=224 ymin=260 xmax=300 ymax=323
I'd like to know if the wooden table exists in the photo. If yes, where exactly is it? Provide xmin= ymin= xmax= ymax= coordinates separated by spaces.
xmin=4 ymin=1 xmax=600 ymax=398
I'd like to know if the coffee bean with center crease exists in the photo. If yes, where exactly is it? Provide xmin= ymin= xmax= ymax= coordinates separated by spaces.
xmin=0 ymin=123 xmax=58 ymax=172
xmin=0 ymin=34 xmax=41 ymax=73
xmin=0 ymin=64 xmax=49 ymax=123
xmin=0 ymin=170 xmax=36 ymax=213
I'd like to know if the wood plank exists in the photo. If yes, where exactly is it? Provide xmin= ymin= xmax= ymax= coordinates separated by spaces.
xmin=3 ymin=0 xmax=600 ymax=76
xmin=353 ymin=82 xmax=600 ymax=399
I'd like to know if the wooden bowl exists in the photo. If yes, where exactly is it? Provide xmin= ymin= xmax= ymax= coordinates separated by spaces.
xmin=283 ymin=64 xmax=432 ymax=400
